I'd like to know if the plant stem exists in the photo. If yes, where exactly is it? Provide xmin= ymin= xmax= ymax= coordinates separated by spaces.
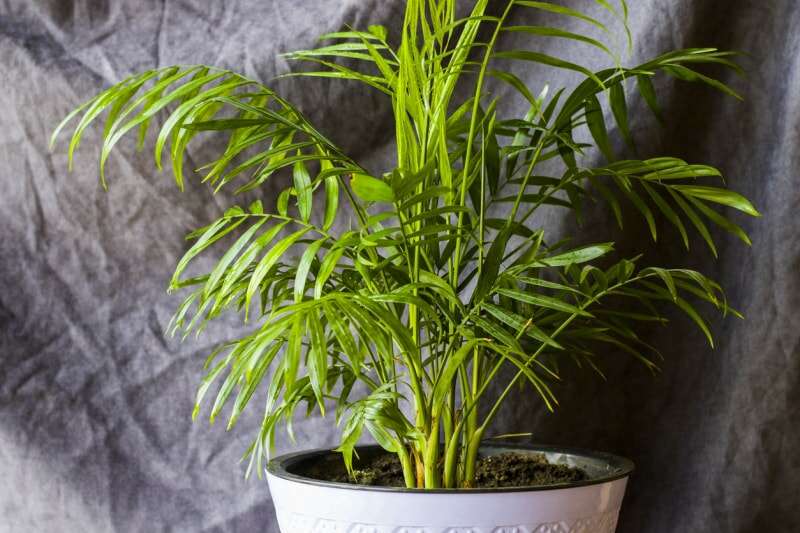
xmin=451 ymin=2 xmax=514 ymax=287
xmin=398 ymin=444 xmax=416 ymax=489
xmin=412 ymin=446 xmax=425 ymax=488
xmin=423 ymin=416 xmax=441 ymax=488
xmin=462 ymin=429 xmax=483 ymax=487
xmin=443 ymin=384 xmax=455 ymax=450
xmin=442 ymin=425 xmax=460 ymax=487
xmin=463 ymin=346 xmax=480 ymax=485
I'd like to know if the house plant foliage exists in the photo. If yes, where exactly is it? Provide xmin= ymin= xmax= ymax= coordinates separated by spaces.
xmin=52 ymin=0 xmax=758 ymax=489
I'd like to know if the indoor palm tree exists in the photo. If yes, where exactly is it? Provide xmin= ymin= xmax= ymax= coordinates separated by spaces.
xmin=52 ymin=0 xmax=758 ymax=493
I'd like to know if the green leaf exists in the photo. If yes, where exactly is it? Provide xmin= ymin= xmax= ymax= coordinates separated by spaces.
xmin=488 ymin=70 xmax=536 ymax=105
xmin=585 ymin=177 xmax=622 ymax=230
xmin=556 ymin=127 xmax=578 ymax=169
xmin=663 ymin=64 xmax=743 ymax=100
xmin=314 ymin=246 xmax=347 ymax=299
xmin=336 ymin=409 xmax=365 ymax=476
xmin=516 ymin=1 xmax=606 ymax=32
xmin=245 ymin=227 xmax=312 ymax=314
xmin=585 ymin=95 xmax=613 ymax=161
xmin=686 ymin=196 xmax=753 ymax=246
xmin=51 ymin=86 xmax=105 ymax=152
xmin=294 ymin=237 xmax=327 ymax=302
xmin=481 ymin=302 xmax=563 ymax=349
xmin=536 ymin=243 xmax=614 ymax=267
xmin=673 ymin=185 xmax=760 ymax=217
xmin=228 ymin=342 xmax=283 ymax=429
xmin=516 ymin=276 xmax=586 ymax=295
xmin=648 ymin=267 xmax=677 ymax=300
xmin=668 ymin=188 xmax=718 ymax=256
xmin=203 ymin=218 xmax=267 ymax=300
xmin=636 ymin=75 xmax=663 ymax=123
xmin=284 ymin=312 xmax=305 ymax=393
xmin=351 ymin=174 xmax=394 ymax=203
xmin=471 ymin=315 xmax=523 ymax=353
xmin=431 ymin=340 xmax=482 ymax=416
xmin=217 ymin=231 xmax=285 ymax=303
xmin=495 ymin=51 xmax=603 ymax=88
xmin=418 ymin=270 xmax=465 ymax=313
xmin=675 ymin=296 xmax=715 ymax=347
xmin=151 ymin=72 xmax=238 ymax=166
xmin=368 ymin=24 xmax=388 ymax=41
xmin=63 ymin=70 xmax=163 ymax=171
xmin=293 ymin=160 xmax=313 ymax=222
xmin=397 ymin=186 xmax=450 ymax=211
xmin=640 ymin=182 xmax=689 ymax=248
xmin=323 ymin=302 xmax=360 ymax=372
xmin=183 ymin=118 xmax=270 ymax=131
xmin=503 ymin=26 xmax=614 ymax=58
xmin=473 ymin=227 xmax=510 ymax=303
xmin=617 ymin=179 xmax=658 ymax=241
xmin=307 ymin=311 xmax=328 ymax=413
xmin=641 ymin=164 xmax=720 ymax=180
xmin=171 ymin=217 xmax=243 ymax=289
xmin=323 ymin=173 xmax=339 ymax=231
xmin=495 ymin=288 xmax=593 ymax=316
xmin=609 ymin=83 xmax=634 ymax=149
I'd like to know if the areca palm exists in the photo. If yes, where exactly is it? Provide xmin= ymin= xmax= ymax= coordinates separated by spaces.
xmin=52 ymin=0 xmax=758 ymax=489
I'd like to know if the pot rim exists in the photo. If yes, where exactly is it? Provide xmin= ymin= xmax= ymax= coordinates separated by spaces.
xmin=266 ymin=442 xmax=634 ymax=494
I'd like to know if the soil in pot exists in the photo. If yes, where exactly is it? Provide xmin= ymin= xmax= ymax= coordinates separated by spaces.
xmin=299 ymin=451 xmax=587 ymax=488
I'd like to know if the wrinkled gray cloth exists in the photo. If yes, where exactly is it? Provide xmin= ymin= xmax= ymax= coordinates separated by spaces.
xmin=1 ymin=1 xmax=798 ymax=532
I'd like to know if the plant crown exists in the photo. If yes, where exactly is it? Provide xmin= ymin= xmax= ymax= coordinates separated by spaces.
xmin=53 ymin=0 xmax=759 ymax=488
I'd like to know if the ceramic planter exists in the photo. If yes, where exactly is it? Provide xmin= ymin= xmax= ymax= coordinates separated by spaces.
xmin=266 ymin=444 xmax=634 ymax=533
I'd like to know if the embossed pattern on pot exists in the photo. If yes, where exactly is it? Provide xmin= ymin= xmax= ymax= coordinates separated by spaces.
xmin=275 ymin=511 xmax=619 ymax=533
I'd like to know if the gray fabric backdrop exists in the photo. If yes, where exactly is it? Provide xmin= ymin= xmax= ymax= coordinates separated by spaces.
xmin=1 ymin=1 xmax=798 ymax=531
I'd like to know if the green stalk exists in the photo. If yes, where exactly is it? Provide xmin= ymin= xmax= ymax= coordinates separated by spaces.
xmin=460 ymin=346 xmax=484 ymax=487
xmin=442 ymin=426 xmax=460 ymax=487
xmin=462 ymin=429 xmax=483 ymax=487
xmin=408 ymin=362 xmax=430 ymax=436
xmin=443 ymin=363 xmax=472 ymax=487
xmin=412 ymin=446 xmax=425 ymax=488
xmin=398 ymin=444 xmax=416 ymax=489
xmin=449 ymin=120 xmax=549 ymax=479
xmin=423 ymin=416 xmax=441 ymax=488
xmin=451 ymin=2 xmax=514 ymax=286
xmin=507 ymin=133 xmax=546 ymax=226
xmin=442 ymin=384 xmax=455 ymax=452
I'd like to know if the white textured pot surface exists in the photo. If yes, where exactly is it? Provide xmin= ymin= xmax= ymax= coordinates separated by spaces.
xmin=266 ymin=444 xmax=633 ymax=533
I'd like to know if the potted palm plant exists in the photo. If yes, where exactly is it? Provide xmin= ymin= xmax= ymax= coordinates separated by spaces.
xmin=52 ymin=0 xmax=759 ymax=531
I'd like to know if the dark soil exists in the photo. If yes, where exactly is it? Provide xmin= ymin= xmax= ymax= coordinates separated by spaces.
xmin=474 ymin=452 xmax=586 ymax=488
xmin=299 ymin=451 xmax=587 ymax=489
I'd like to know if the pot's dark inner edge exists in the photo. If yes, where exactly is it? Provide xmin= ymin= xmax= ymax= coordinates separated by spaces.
xmin=279 ymin=444 xmax=634 ymax=490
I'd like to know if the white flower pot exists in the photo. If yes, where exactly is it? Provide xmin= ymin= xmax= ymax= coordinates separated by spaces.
xmin=266 ymin=444 xmax=634 ymax=533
